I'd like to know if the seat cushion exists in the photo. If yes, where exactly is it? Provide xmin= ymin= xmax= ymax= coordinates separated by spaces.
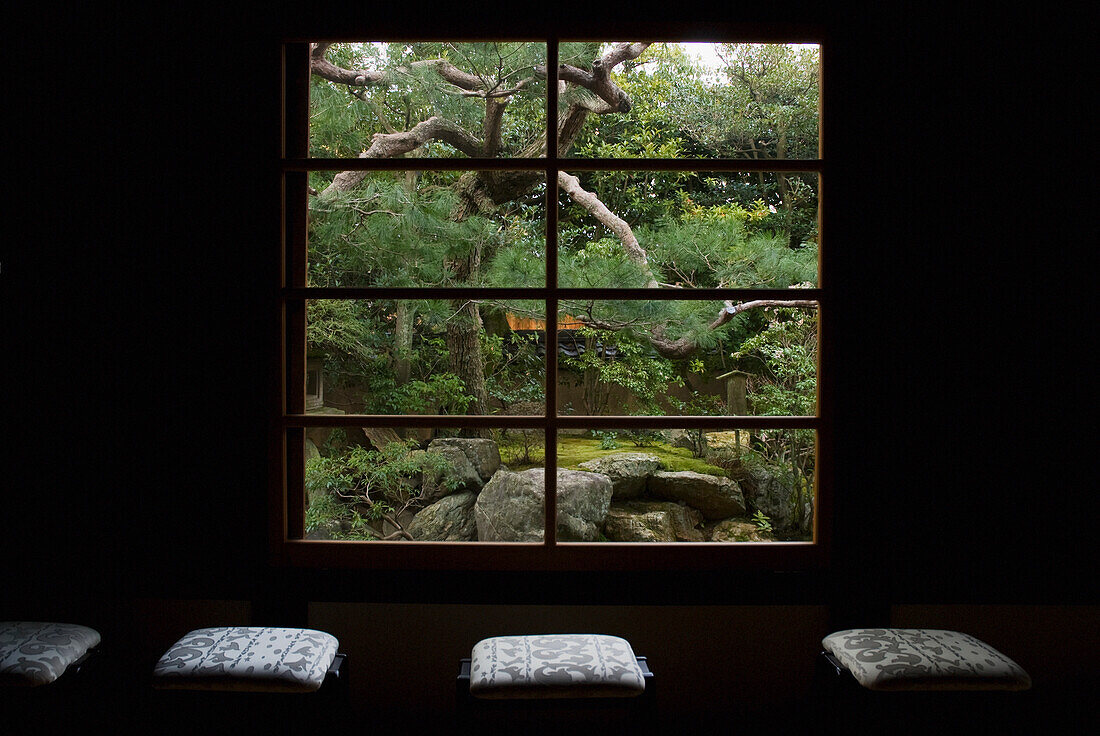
xmin=470 ymin=634 xmax=645 ymax=699
xmin=0 ymin=621 xmax=101 ymax=687
xmin=822 ymin=628 xmax=1032 ymax=692
xmin=152 ymin=627 xmax=338 ymax=693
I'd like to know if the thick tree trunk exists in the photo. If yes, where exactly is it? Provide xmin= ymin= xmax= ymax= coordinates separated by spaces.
xmin=445 ymin=303 xmax=488 ymax=414
xmin=446 ymin=299 xmax=490 ymax=437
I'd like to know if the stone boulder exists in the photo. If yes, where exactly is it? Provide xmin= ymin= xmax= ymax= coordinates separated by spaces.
xmin=647 ymin=470 xmax=746 ymax=520
xmin=740 ymin=467 xmax=810 ymax=535
xmin=407 ymin=491 xmax=478 ymax=541
xmin=367 ymin=508 xmax=417 ymax=540
xmin=430 ymin=437 xmax=502 ymax=479
xmin=474 ymin=468 xmax=612 ymax=542
xmin=577 ymin=453 xmax=663 ymax=499
xmin=420 ymin=437 xmax=502 ymax=503
xmin=603 ymin=501 xmax=704 ymax=542
xmin=668 ymin=429 xmax=708 ymax=457
xmin=709 ymin=518 xmax=774 ymax=543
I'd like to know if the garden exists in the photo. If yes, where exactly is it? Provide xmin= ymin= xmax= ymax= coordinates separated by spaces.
xmin=300 ymin=41 xmax=820 ymax=543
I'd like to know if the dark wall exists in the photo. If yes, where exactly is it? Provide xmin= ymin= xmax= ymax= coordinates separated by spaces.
xmin=2 ymin=4 xmax=1091 ymax=616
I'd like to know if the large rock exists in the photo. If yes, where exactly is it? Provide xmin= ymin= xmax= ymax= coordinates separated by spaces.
xmin=709 ymin=518 xmax=774 ymax=542
xmin=474 ymin=468 xmax=612 ymax=542
xmin=647 ymin=470 xmax=746 ymax=520
xmin=740 ymin=467 xmax=811 ymax=535
xmin=577 ymin=453 xmax=663 ymax=499
xmin=668 ymin=429 xmax=708 ymax=457
xmin=429 ymin=437 xmax=502 ymax=480
xmin=420 ymin=438 xmax=502 ymax=502
xmin=603 ymin=501 xmax=704 ymax=542
xmin=407 ymin=491 xmax=478 ymax=541
xmin=363 ymin=426 xmax=403 ymax=451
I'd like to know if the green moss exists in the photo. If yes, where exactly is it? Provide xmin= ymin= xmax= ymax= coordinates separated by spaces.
xmin=553 ymin=436 xmax=730 ymax=477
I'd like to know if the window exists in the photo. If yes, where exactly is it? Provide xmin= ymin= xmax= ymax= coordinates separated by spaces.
xmin=277 ymin=36 xmax=828 ymax=570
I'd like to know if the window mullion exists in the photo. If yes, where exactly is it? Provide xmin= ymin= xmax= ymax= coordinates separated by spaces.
xmin=544 ymin=37 xmax=559 ymax=548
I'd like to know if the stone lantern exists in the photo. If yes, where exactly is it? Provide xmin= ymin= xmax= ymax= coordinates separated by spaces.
xmin=716 ymin=369 xmax=750 ymax=449
xmin=716 ymin=369 xmax=749 ymax=415
xmin=303 ymin=355 xmax=344 ymax=464
xmin=305 ymin=356 xmax=324 ymax=411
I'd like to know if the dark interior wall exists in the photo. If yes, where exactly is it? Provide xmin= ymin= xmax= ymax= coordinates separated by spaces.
xmin=2 ymin=1 xmax=1093 ymax=714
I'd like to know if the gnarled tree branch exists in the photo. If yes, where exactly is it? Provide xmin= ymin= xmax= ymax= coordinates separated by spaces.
xmin=557 ymin=171 xmax=658 ymax=287
xmin=571 ymin=298 xmax=818 ymax=360
xmin=537 ymin=42 xmax=651 ymax=113
xmin=310 ymin=44 xmax=487 ymax=92
xmin=482 ymin=98 xmax=508 ymax=158
xmin=319 ymin=116 xmax=484 ymax=198
xmin=310 ymin=43 xmax=388 ymax=86
xmin=557 ymin=169 xmax=816 ymax=358
xmin=312 ymin=43 xmax=651 ymax=206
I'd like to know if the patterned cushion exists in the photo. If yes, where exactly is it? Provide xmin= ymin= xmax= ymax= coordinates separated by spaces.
xmin=822 ymin=628 xmax=1032 ymax=692
xmin=470 ymin=634 xmax=645 ymax=699
xmin=152 ymin=627 xmax=338 ymax=693
xmin=0 ymin=621 xmax=101 ymax=687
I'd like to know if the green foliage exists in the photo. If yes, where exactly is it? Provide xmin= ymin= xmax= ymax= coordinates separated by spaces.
xmin=305 ymin=492 xmax=378 ymax=541
xmin=642 ymin=213 xmax=817 ymax=289
xmin=594 ymin=431 xmax=620 ymax=450
xmin=560 ymin=326 xmax=684 ymax=415
xmin=706 ymin=43 xmax=819 ymax=159
xmin=731 ymin=306 xmax=817 ymax=534
xmin=305 ymin=440 xmax=460 ymax=537
xmin=493 ymin=427 xmax=544 ymax=468
xmin=558 ymin=234 xmax=655 ymax=289
xmin=320 ymin=428 xmax=347 ymax=455
xmin=564 ymin=42 xmax=820 ymax=250
xmin=306 ymin=300 xmax=386 ymax=389
xmin=301 ymin=41 xmax=822 ymax=439
xmin=308 ymin=173 xmax=502 ymax=288
xmin=752 ymin=510 xmax=773 ymax=533
xmin=307 ymin=299 xmax=462 ymax=409
xmin=622 ymin=426 xmax=667 ymax=447
xmin=482 ymin=330 xmax=545 ymax=412
xmin=309 ymin=42 xmax=547 ymax=159
xmin=733 ymin=307 xmax=817 ymax=417
xmin=669 ymin=394 xmax=726 ymax=458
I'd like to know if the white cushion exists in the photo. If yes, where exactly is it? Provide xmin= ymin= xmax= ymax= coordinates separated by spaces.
xmin=470 ymin=634 xmax=645 ymax=699
xmin=823 ymin=628 xmax=1031 ymax=691
xmin=152 ymin=627 xmax=338 ymax=693
xmin=0 ymin=621 xmax=101 ymax=687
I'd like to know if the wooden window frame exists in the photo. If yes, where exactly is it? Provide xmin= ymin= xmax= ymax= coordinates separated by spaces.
xmin=274 ymin=35 xmax=831 ymax=571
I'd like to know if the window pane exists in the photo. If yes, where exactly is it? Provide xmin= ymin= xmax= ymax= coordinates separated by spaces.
xmin=558 ymin=171 xmax=818 ymax=289
xmin=309 ymin=42 xmax=547 ymax=159
xmin=305 ymin=299 xmax=546 ymax=416
xmin=303 ymin=427 xmax=543 ymax=542
xmin=307 ymin=170 xmax=546 ymax=288
xmin=557 ymin=428 xmax=815 ymax=541
xmin=555 ymin=300 xmax=818 ymax=417
xmin=561 ymin=42 xmax=819 ymax=159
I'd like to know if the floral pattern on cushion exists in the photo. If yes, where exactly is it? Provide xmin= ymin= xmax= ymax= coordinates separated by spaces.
xmin=0 ymin=621 xmax=101 ymax=687
xmin=470 ymin=634 xmax=645 ymax=699
xmin=822 ymin=628 xmax=1031 ymax=691
xmin=152 ymin=626 xmax=338 ymax=693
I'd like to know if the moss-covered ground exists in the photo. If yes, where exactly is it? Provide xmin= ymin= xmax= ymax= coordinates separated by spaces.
xmin=499 ymin=435 xmax=730 ymax=477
